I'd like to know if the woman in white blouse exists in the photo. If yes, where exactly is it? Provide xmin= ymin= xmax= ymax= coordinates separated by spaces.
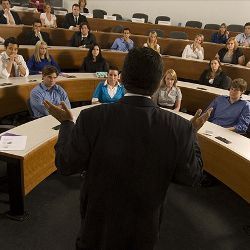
xmin=182 ymin=34 xmax=204 ymax=60
xmin=40 ymin=4 xmax=57 ymax=28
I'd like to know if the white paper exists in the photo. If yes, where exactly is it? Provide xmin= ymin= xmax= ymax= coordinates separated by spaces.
xmin=0 ymin=135 xmax=27 ymax=151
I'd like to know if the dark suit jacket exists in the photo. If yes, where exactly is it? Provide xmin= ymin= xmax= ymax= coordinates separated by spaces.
xmin=55 ymin=96 xmax=203 ymax=249
xmin=70 ymin=32 xmax=96 ymax=47
xmin=0 ymin=10 xmax=22 ymax=24
xmin=62 ymin=13 xmax=87 ymax=29
xmin=23 ymin=31 xmax=51 ymax=45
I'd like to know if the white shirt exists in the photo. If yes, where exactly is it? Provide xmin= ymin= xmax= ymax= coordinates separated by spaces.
xmin=40 ymin=13 xmax=57 ymax=27
xmin=0 ymin=51 xmax=29 ymax=79
xmin=182 ymin=44 xmax=204 ymax=60
xmin=3 ymin=9 xmax=15 ymax=24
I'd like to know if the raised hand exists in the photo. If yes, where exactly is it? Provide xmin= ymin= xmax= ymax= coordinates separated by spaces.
xmin=190 ymin=108 xmax=213 ymax=132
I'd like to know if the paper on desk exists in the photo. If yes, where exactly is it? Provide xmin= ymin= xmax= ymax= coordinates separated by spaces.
xmin=0 ymin=135 xmax=27 ymax=151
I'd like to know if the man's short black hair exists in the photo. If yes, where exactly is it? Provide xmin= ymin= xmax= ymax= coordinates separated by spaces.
xmin=4 ymin=37 xmax=19 ymax=48
xmin=244 ymin=22 xmax=250 ymax=27
xmin=123 ymin=27 xmax=130 ymax=33
xmin=72 ymin=3 xmax=80 ymax=8
xmin=1 ymin=0 xmax=11 ymax=4
xmin=42 ymin=65 xmax=59 ymax=77
xmin=122 ymin=47 xmax=163 ymax=96
xmin=109 ymin=65 xmax=119 ymax=72
xmin=33 ymin=19 xmax=42 ymax=25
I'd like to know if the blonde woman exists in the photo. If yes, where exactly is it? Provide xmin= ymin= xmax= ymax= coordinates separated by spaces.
xmin=152 ymin=69 xmax=182 ymax=111
xmin=182 ymin=34 xmax=204 ymax=60
xmin=27 ymin=41 xmax=61 ymax=75
xmin=40 ymin=4 xmax=57 ymax=28
xmin=216 ymin=37 xmax=245 ymax=65
xmin=143 ymin=31 xmax=160 ymax=53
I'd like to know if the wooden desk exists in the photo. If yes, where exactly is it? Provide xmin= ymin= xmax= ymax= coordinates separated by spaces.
xmin=0 ymin=73 xmax=100 ymax=118
xmin=1 ymin=103 xmax=249 ymax=220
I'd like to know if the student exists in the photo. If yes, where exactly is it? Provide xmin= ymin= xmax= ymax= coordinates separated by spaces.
xmin=30 ymin=65 xmax=70 ymax=118
xmin=78 ymin=0 xmax=89 ymax=13
xmin=0 ymin=37 xmax=29 ymax=78
xmin=235 ymin=22 xmax=250 ymax=47
xmin=111 ymin=27 xmax=134 ymax=52
xmin=27 ymin=41 xmax=61 ymax=75
xmin=211 ymin=23 xmax=229 ymax=44
xmin=0 ymin=0 xmax=22 ymax=25
xmin=143 ymin=31 xmax=160 ymax=53
xmin=40 ymin=4 xmax=57 ymax=28
xmin=80 ymin=44 xmax=108 ymax=73
xmin=43 ymin=47 xmax=212 ymax=249
xmin=207 ymin=78 xmax=250 ymax=134
xmin=70 ymin=22 xmax=96 ymax=48
xmin=29 ymin=0 xmax=45 ymax=13
xmin=182 ymin=34 xmax=204 ymax=60
xmin=92 ymin=66 xmax=125 ymax=103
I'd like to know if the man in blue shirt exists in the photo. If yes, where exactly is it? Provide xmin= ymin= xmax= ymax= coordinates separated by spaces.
xmin=30 ymin=65 xmax=71 ymax=118
xmin=207 ymin=78 xmax=250 ymax=134
xmin=111 ymin=27 xmax=134 ymax=52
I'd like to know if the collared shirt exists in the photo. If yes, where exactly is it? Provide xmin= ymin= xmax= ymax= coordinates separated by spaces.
xmin=3 ymin=10 xmax=15 ymax=24
xmin=207 ymin=95 xmax=250 ymax=134
xmin=30 ymin=82 xmax=71 ymax=118
xmin=235 ymin=33 xmax=250 ymax=46
xmin=92 ymin=80 xmax=125 ymax=103
xmin=182 ymin=44 xmax=204 ymax=60
xmin=157 ymin=86 xmax=182 ymax=107
xmin=111 ymin=37 xmax=134 ymax=52
xmin=0 ymin=51 xmax=29 ymax=79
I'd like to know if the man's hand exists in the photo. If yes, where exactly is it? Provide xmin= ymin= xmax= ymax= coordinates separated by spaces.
xmin=190 ymin=108 xmax=213 ymax=132
xmin=43 ymin=100 xmax=73 ymax=123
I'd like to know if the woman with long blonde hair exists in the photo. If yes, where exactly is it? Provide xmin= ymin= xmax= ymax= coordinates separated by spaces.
xmin=27 ymin=41 xmax=61 ymax=75
xmin=143 ymin=31 xmax=160 ymax=53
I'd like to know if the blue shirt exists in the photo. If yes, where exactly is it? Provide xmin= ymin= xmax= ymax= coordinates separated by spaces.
xmin=211 ymin=32 xmax=228 ymax=44
xmin=207 ymin=95 xmax=250 ymax=134
xmin=110 ymin=37 xmax=134 ymax=52
xmin=30 ymin=83 xmax=71 ymax=118
xmin=27 ymin=55 xmax=61 ymax=75
xmin=92 ymin=81 xmax=125 ymax=103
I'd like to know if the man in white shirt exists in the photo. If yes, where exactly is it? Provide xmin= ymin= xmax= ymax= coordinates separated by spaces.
xmin=235 ymin=22 xmax=250 ymax=47
xmin=0 ymin=0 xmax=22 ymax=25
xmin=0 ymin=37 xmax=29 ymax=79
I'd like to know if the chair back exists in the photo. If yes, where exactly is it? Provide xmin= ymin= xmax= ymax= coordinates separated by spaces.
xmin=185 ymin=21 xmax=202 ymax=28
xmin=147 ymin=29 xmax=165 ymax=38
xmin=132 ymin=13 xmax=149 ymax=23
xmin=204 ymin=24 xmax=220 ymax=30
xmin=169 ymin=31 xmax=188 ymax=40
xmin=93 ymin=9 xmax=107 ymax=19
xmin=155 ymin=16 xmax=170 ymax=24
xmin=227 ymin=24 xmax=244 ymax=32
xmin=112 ymin=14 xmax=123 ymax=20
xmin=111 ymin=25 xmax=124 ymax=33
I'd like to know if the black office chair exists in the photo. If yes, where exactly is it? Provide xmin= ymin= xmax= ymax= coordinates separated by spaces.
xmin=155 ymin=16 xmax=170 ymax=24
xmin=93 ymin=9 xmax=107 ymax=19
xmin=147 ymin=29 xmax=165 ymax=38
xmin=132 ymin=13 xmax=149 ymax=23
xmin=204 ymin=24 xmax=220 ymax=30
xmin=227 ymin=24 xmax=244 ymax=32
xmin=111 ymin=25 xmax=124 ymax=33
xmin=169 ymin=31 xmax=188 ymax=40
xmin=185 ymin=21 xmax=202 ymax=28
xmin=112 ymin=14 xmax=123 ymax=20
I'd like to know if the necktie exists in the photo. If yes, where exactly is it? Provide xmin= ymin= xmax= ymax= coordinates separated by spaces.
xmin=75 ymin=17 xmax=78 ymax=25
xmin=9 ymin=64 xmax=16 ymax=77
xmin=38 ymin=32 xmax=43 ymax=42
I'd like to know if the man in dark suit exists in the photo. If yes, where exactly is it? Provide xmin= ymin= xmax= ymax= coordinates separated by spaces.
xmin=0 ymin=0 xmax=22 ymax=25
xmin=44 ymin=47 xmax=212 ymax=249
xmin=24 ymin=20 xmax=51 ymax=45
xmin=62 ymin=3 xmax=87 ymax=31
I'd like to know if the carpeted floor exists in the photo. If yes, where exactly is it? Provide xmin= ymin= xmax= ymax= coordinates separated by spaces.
xmin=0 ymin=169 xmax=249 ymax=250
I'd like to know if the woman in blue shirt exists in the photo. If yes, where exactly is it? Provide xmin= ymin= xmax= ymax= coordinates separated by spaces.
xmin=92 ymin=66 xmax=125 ymax=104
xmin=27 ymin=41 xmax=61 ymax=75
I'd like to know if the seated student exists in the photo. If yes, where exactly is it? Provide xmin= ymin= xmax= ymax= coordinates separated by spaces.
xmin=199 ymin=58 xmax=230 ymax=89
xmin=206 ymin=78 xmax=250 ymax=134
xmin=62 ymin=3 xmax=87 ymax=31
xmin=79 ymin=0 xmax=89 ymax=13
xmin=40 ymin=4 xmax=57 ymax=28
xmin=235 ymin=22 xmax=250 ymax=47
xmin=0 ymin=37 xmax=29 ymax=79
xmin=143 ymin=31 xmax=160 ymax=53
xmin=182 ymin=34 xmax=204 ymax=60
xmin=30 ymin=65 xmax=71 ymax=118
xmin=92 ymin=66 xmax=125 ymax=104
xmin=29 ymin=0 xmax=45 ymax=13
xmin=216 ymin=37 xmax=245 ymax=65
xmin=27 ymin=41 xmax=61 ymax=75
xmin=152 ymin=69 xmax=182 ymax=111
xmin=211 ymin=23 xmax=229 ymax=44
xmin=24 ymin=19 xmax=51 ymax=45
xmin=111 ymin=28 xmax=134 ymax=52
xmin=70 ymin=22 xmax=96 ymax=48
xmin=80 ymin=44 xmax=108 ymax=73
xmin=0 ymin=0 xmax=22 ymax=25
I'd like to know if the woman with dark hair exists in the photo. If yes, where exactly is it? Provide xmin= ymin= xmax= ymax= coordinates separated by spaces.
xmin=211 ymin=23 xmax=229 ymax=44
xmin=78 ymin=0 xmax=89 ymax=13
xmin=80 ymin=44 xmax=108 ymax=73
xmin=199 ymin=58 xmax=230 ymax=89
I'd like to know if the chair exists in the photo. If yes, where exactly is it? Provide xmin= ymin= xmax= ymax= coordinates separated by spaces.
xmin=169 ymin=31 xmax=188 ymax=40
xmin=155 ymin=16 xmax=170 ymax=24
xmin=227 ymin=24 xmax=244 ymax=32
xmin=112 ymin=14 xmax=123 ymax=20
xmin=132 ymin=13 xmax=148 ymax=23
xmin=111 ymin=25 xmax=124 ymax=33
xmin=93 ymin=9 xmax=107 ymax=19
xmin=204 ymin=24 xmax=220 ymax=30
xmin=147 ymin=29 xmax=165 ymax=38
xmin=26 ymin=98 xmax=36 ymax=121
xmin=185 ymin=21 xmax=202 ymax=28
xmin=52 ymin=7 xmax=68 ymax=14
